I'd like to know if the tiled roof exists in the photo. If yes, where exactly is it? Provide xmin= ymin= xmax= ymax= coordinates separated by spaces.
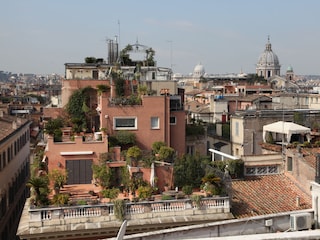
xmin=287 ymin=147 xmax=320 ymax=170
xmin=224 ymin=95 xmax=271 ymax=102
xmin=231 ymin=174 xmax=312 ymax=218
xmin=0 ymin=115 xmax=28 ymax=142
xmin=185 ymin=100 xmax=207 ymax=112
xmin=299 ymin=148 xmax=320 ymax=170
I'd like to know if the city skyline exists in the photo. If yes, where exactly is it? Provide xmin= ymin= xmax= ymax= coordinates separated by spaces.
xmin=1 ymin=0 xmax=320 ymax=75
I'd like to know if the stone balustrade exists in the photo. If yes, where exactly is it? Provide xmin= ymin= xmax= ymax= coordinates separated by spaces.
xmin=29 ymin=196 xmax=230 ymax=222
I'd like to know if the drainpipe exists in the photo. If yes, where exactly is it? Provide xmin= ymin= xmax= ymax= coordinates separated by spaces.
xmin=315 ymin=196 xmax=319 ymax=229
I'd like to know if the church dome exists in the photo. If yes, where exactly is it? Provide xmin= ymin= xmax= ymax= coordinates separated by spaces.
xmin=257 ymin=38 xmax=279 ymax=67
xmin=256 ymin=37 xmax=281 ymax=78
xmin=287 ymin=65 xmax=293 ymax=72
xmin=193 ymin=63 xmax=205 ymax=77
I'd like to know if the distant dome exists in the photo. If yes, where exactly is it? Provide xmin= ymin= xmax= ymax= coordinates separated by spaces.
xmin=257 ymin=40 xmax=279 ymax=67
xmin=256 ymin=37 xmax=281 ymax=78
xmin=193 ymin=63 xmax=205 ymax=77
xmin=287 ymin=65 xmax=293 ymax=72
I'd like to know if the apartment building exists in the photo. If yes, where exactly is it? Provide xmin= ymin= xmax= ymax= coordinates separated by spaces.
xmin=0 ymin=111 xmax=31 ymax=239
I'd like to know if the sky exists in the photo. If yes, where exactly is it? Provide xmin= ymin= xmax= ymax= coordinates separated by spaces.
xmin=1 ymin=0 xmax=320 ymax=76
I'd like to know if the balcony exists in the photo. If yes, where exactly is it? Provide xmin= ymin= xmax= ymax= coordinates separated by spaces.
xmin=18 ymin=196 xmax=232 ymax=239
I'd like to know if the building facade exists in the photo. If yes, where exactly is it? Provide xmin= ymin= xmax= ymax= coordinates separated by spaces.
xmin=0 ymin=111 xmax=31 ymax=239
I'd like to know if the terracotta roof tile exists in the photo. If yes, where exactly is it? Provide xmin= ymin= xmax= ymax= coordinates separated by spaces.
xmin=231 ymin=174 xmax=312 ymax=218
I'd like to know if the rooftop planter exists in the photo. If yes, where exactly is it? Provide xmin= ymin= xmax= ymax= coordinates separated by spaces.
xmin=109 ymin=95 xmax=142 ymax=106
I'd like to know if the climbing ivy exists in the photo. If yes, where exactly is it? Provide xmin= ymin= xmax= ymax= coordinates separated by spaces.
xmin=65 ymin=87 xmax=94 ymax=133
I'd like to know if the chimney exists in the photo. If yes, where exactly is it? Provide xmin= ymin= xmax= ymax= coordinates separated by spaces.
xmin=113 ymin=146 xmax=121 ymax=161
xmin=12 ymin=120 xmax=17 ymax=130
xmin=296 ymin=196 xmax=300 ymax=207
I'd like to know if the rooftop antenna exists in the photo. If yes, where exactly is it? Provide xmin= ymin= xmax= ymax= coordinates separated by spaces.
xmin=167 ymin=40 xmax=173 ymax=70
xmin=118 ymin=20 xmax=121 ymax=63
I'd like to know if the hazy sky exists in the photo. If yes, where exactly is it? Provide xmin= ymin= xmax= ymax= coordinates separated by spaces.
xmin=1 ymin=0 xmax=320 ymax=76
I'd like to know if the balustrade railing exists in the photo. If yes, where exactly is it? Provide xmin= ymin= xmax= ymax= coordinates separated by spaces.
xmin=29 ymin=196 xmax=229 ymax=222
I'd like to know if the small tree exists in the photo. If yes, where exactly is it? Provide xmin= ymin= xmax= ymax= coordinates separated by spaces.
xmin=126 ymin=146 xmax=142 ymax=159
xmin=48 ymin=169 xmax=68 ymax=191
xmin=158 ymin=146 xmax=175 ymax=163
xmin=51 ymin=193 xmax=69 ymax=206
xmin=27 ymin=176 xmax=50 ymax=206
xmin=85 ymin=57 xmax=96 ymax=63
xmin=138 ymin=84 xmax=148 ymax=96
xmin=44 ymin=118 xmax=63 ymax=136
xmin=137 ymin=185 xmax=153 ymax=200
xmin=152 ymin=141 xmax=166 ymax=154
xmin=92 ymin=163 xmax=112 ymax=189
xmin=101 ymin=188 xmax=120 ymax=200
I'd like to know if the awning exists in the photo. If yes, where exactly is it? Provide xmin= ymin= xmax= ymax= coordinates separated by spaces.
xmin=263 ymin=121 xmax=311 ymax=143
xmin=60 ymin=151 xmax=93 ymax=156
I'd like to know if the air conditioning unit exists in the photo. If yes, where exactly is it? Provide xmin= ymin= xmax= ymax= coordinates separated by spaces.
xmin=290 ymin=213 xmax=312 ymax=231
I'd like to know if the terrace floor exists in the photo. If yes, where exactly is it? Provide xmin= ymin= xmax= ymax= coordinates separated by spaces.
xmin=56 ymin=184 xmax=206 ymax=203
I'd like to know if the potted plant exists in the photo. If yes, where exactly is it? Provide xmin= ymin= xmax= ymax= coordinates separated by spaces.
xmin=49 ymin=169 xmax=68 ymax=195
xmin=126 ymin=146 xmax=142 ymax=167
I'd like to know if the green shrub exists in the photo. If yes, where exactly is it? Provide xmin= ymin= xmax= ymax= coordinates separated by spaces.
xmin=126 ymin=146 xmax=142 ymax=159
xmin=161 ymin=195 xmax=174 ymax=200
xmin=77 ymin=199 xmax=87 ymax=205
xmin=302 ymin=141 xmax=311 ymax=147
xmin=51 ymin=193 xmax=69 ymax=206
xmin=175 ymin=192 xmax=185 ymax=199
xmin=137 ymin=185 xmax=153 ymax=200
xmin=113 ymin=199 xmax=126 ymax=221
xmin=152 ymin=141 xmax=166 ymax=154
xmin=101 ymin=188 xmax=120 ymax=200
xmin=191 ymin=195 xmax=203 ymax=209
xmin=116 ymin=131 xmax=136 ymax=146
xmin=182 ymin=185 xmax=193 ymax=196
xmin=266 ymin=132 xmax=274 ymax=144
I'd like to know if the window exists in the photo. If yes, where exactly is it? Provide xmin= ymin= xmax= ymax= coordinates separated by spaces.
xmin=2 ymin=152 xmax=6 ymax=168
xmin=246 ymin=167 xmax=255 ymax=175
xmin=151 ymin=117 xmax=159 ymax=129
xmin=235 ymin=148 xmax=239 ymax=156
xmin=245 ymin=165 xmax=279 ymax=176
xmin=92 ymin=70 xmax=98 ymax=79
xmin=170 ymin=116 xmax=176 ymax=125
xmin=235 ymin=122 xmax=239 ymax=136
xmin=187 ymin=145 xmax=194 ymax=155
xmin=114 ymin=117 xmax=137 ymax=130
xmin=287 ymin=157 xmax=293 ymax=171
